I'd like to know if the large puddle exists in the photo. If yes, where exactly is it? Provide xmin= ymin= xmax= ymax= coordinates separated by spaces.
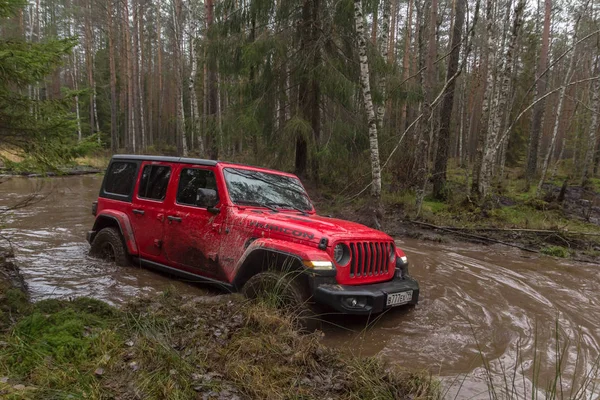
xmin=1 ymin=175 xmax=599 ymax=397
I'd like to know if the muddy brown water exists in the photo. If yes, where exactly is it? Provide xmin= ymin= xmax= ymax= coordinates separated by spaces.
xmin=1 ymin=175 xmax=600 ymax=398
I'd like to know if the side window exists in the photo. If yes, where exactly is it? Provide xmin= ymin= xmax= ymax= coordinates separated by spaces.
xmin=176 ymin=168 xmax=219 ymax=208
xmin=138 ymin=165 xmax=171 ymax=201
xmin=104 ymin=162 xmax=137 ymax=196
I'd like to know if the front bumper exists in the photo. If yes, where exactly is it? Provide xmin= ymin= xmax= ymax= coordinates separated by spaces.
xmin=312 ymin=276 xmax=419 ymax=315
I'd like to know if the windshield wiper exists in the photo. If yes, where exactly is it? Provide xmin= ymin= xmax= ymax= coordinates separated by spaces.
xmin=235 ymin=200 xmax=279 ymax=212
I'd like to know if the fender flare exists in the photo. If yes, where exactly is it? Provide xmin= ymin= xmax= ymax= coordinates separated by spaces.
xmin=92 ymin=211 xmax=139 ymax=255
xmin=231 ymin=238 xmax=333 ymax=289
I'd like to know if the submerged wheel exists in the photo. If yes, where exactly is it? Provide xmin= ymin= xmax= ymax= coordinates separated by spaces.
xmin=89 ymin=227 xmax=130 ymax=267
xmin=242 ymin=271 xmax=321 ymax=332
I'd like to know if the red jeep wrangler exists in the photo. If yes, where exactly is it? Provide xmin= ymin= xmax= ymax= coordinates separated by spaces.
xmin=87 ymin=155 xmax=419 ymax=322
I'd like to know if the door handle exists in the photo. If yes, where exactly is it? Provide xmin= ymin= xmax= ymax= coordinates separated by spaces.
xmin=132 ymin=209 xmax=145 ymax=215
xmin=167 ymin=215 xmax=182 ymax=223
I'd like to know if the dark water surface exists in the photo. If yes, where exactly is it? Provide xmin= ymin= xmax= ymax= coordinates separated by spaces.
xmin=1 ymin=175 xmax=599 ymax=398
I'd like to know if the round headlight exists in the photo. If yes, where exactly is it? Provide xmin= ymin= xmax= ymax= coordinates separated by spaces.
xmin=389 ymin=244 xmax=396 ymax=263
xmin=333 ymin=244 xmax=350 ymax=266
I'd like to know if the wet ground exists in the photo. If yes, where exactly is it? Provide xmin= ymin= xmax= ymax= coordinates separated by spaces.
xmin=1 ymin=175 xmax=599 ymax=398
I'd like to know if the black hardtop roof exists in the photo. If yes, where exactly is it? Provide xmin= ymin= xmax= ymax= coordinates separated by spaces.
xmin=110 ymin=155 xmax=298 ymax=177
xmin=111 ymin=154 xmax=218 ymax=166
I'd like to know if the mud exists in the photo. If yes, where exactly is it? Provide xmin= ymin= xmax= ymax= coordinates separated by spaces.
xmin=2 ymin=176 xmax=600 ymax=397
xmin=542 ymin=183 xmax=600 ymax=225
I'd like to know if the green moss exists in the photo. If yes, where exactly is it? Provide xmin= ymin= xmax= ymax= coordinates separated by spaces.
xmin=0 ymin=298 xmax=121 ymax=398
xmin=422 ymin=199 xmax=448 ymax=214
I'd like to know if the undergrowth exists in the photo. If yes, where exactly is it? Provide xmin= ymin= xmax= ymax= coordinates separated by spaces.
xmin=0 ymin=291 xmax=440 ymax=399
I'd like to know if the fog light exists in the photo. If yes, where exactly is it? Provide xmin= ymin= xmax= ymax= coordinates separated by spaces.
xmin=344 ymin=296 xmax=367 ymax=308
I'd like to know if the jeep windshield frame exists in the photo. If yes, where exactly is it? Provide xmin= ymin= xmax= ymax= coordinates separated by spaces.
xmin=223 ymin=167 xmax=314 ymax=213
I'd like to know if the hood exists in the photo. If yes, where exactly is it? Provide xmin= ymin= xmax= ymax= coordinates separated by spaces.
xmin=232 ymin=209 xmax=392 ymax=245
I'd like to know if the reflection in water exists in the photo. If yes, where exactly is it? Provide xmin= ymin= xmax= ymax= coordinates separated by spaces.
xmin=2 ymin=175 xmax=600 ymax=397
xmin=0 ymin=175 xmax=205 ymax=304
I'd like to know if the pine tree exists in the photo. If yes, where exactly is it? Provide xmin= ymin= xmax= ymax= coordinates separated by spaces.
xmin=0 ymin=0 xmax=77 ymax=167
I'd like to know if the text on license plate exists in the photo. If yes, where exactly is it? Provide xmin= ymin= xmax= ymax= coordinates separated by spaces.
xmin=386 ymin=291 xmax=413 ymax=306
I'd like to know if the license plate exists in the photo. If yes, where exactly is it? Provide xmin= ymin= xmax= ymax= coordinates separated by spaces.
xmin=386 ymin=291 xmax=413 ymax=307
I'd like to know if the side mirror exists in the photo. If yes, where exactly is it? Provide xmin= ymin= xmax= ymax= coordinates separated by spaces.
xmin=196 ymin=188 xmax=218 ymax=209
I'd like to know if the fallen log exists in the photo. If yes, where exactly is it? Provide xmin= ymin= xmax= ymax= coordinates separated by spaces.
xmin=407 ymin=220 xmax=540 ymax=253
xmin=409 ymin=225 xmax=600 ymax=237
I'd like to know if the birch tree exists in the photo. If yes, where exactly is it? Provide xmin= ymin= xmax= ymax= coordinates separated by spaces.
xmin=355 ymin=0 xmax=382 ymax=198
xmin=476 ymin=0 xmax=525 ymax=199
xmin=471 ymin=0 xmax=495 ymax=197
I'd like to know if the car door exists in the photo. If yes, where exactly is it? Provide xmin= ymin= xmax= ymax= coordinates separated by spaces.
xmin=163 ymin=165 xmax=227 ymax=280
xmin=130 ymin=161 xmax=173 ymax=262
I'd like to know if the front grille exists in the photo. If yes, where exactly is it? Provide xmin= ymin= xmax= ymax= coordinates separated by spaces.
xmin=348 ymin=242 xmax=392 ymax=278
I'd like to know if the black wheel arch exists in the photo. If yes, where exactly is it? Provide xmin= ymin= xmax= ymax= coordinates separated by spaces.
xmin=89 ymin=216 xmax=123 ymax=243
xmin=232 ymin=249 xmax=306 ymax=291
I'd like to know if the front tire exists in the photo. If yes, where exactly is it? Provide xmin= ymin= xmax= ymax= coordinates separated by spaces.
xmin=242 ymin=271 xmax=321 ymax=331
xmin=89 ymin=227 xmax=130 ymax=267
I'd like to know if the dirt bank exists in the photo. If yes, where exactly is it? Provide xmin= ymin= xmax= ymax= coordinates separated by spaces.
xmin=0 ymin=248 xmax=29 ymax=330
xmin=0 ymin=257 xmax=438 ymax=399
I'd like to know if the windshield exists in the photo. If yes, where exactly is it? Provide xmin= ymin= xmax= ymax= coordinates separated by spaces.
xmin=223 ymin=168 xmax=313 ymax=212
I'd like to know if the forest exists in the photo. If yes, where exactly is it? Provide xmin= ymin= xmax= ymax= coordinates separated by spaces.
xmin=1 ymin=0 xmax=600 ymax=211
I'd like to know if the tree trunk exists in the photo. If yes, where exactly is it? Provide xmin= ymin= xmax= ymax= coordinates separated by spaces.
xmin=355 ymin=0 xmax=382 ymax=198
xmin=388 ymin=0 xmax=397 ymax=65
xmin=189 ymin=37 xmax=205 ymax=155
xmin=124 ymin=0 xmax=135 ymax=152
xmin=217 ymin=64 xmax=223 ymax=153
xmin=137 ymin=0 xmax=146 ymax=150
xmin=581 ymin=58 xmax=600 ymax=183
xmin=83 ymin=0 xmax=95 ymax=136
xmin=205 ymin=0 xmax=218 ymax=159
xmin=172 ymin=0 xmax=187 ymax=156
xmin=525 ymin=0 xmax=551 ymax=188
xmin=295 ymin=0 xmax=320 ymax=179
xmin=414 ymin=0 xmax=438 ymax=213
xmin=69 ymin=15 xmax=82 ymax=143
xmin=132 ymin=0 xmax=142 ymax=150
xmin=156 ymin=0 xmax=163 ymax=147
xmin=537 ymin=15 xmax=582 ymax=195
xmin=471 ymin=0 xmax=494 ymax=197
xmin=432 ymin=0 xmax=466 ymax=199
xmin=476 ymin=0 xmax=525 ymax=199
xmin=400 ymin=0 xmax=412 ymax=132
xmin=376 ymin=0 xmax=391 ymax=128
xmin=371 ymin=1 xmax=378 ymax=46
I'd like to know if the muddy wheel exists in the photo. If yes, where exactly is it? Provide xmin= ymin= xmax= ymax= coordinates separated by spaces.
xmin=242 ymin=271 xmax=321 ymax=332
xmin=89 ymin=227 xmax=130 ymax=267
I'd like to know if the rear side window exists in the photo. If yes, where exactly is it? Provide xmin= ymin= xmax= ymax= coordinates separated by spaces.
xmin=176 ymin=168 xmax=218 ymax=206
xmin=138 ymin=165 xmax=171 ymax=201
xmin=104 ymin=162 xmax=137 ymax=196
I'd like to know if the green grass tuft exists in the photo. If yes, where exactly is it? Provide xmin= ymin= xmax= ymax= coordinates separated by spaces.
xmin=541 ymin=246 xmax=572 ymax=258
